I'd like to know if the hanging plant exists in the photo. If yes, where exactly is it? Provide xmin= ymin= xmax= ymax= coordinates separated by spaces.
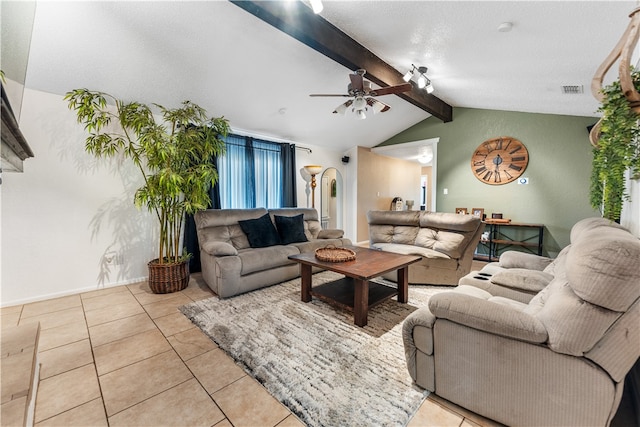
xmin=590 ymin=68 xmax=640 ymax=221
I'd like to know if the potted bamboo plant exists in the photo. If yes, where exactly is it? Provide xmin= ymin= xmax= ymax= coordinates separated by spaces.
xmin=590 ymin=68 xmax=640 ymax=221
xmin=66 ymin=89 xmax=229 ymax=293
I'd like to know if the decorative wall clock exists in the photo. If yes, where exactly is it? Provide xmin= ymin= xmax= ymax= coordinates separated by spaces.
xmin=471 ymin=137 xmax=529 ymax=185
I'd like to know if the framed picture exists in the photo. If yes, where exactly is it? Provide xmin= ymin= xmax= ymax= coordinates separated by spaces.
xmin=472 ymin=208 xmax=484 ymax=219
xmin=455 ymin=207 xmax=468 ymax=215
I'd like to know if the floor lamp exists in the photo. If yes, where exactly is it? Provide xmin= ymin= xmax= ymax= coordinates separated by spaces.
xmin=304 ymin=165 xmax=322 ymax=208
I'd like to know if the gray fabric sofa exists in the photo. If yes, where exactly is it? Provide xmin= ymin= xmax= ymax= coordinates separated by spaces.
xmin=194 ymin=207 xmax=351 ymax=298
xmin=367 ymin=210 xmax=484 ymax=285
xmin=402 ymin=217 xmax=640 ymax=426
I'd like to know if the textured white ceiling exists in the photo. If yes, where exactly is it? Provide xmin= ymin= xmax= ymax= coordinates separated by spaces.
xmin=21 ymin=0 xmax=640 ymax=155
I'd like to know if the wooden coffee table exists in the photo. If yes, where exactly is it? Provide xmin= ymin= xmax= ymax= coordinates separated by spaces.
xmin=288 ymin=246 xmax=421 ymax=327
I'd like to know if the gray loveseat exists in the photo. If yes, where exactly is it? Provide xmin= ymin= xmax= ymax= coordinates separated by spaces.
xmin=367 ymin=210 xmax=484 ymax=285
xmin=402 ymin=217 xmax=640 ymax=426
xmin=194 ymin=207 xmax=351 ymax=298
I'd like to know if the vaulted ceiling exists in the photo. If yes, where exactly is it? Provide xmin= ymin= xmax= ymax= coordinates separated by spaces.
xmin=8 ymin=1 xmax=640 ymax=153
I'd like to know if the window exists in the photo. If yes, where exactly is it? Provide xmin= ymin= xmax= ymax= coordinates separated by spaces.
xmin=217 ymin=134 xmax=294 ymax=209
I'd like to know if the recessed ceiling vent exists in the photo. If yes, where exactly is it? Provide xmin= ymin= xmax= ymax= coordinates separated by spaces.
xmin=561 ymin=85 xmax=584 ymax=94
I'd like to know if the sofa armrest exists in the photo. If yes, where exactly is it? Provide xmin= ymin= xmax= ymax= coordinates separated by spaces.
xmin=402 ymin=306 xmax=437 ymax=384
xmin=317 ymin=229 xmax=344 ymax=239
xmin=202 ymin=241 xmax=238 ymax=256
xmin=498 ymin=251 xmax=554 ymax=271
xmin=428 ymin=292 xmax=548 ymax=343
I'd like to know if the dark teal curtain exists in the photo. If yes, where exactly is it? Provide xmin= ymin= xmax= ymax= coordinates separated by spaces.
xmin=281 ymin=143 xmax=297 ymax=207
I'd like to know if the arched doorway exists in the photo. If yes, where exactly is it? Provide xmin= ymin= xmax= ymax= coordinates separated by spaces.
xmin=320 ymin=167 xmax=343 ymax=229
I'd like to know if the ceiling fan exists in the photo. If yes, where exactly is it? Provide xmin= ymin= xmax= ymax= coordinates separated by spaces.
xmin=309 ymin=69 xmax=412 ymax=119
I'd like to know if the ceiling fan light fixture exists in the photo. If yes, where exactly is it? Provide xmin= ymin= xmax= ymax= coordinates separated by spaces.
xmin=333 ymin=103 xmax=348 ymax=114
xmin=403 ymin=70 xmax=413 ymax=82
xmin=352 ymin=96 xmax=366 ymax=111
xmin=371 ymin=101 xmax=385 ymax=114
xmin=311 ymin=69 xmax=410 ymax=118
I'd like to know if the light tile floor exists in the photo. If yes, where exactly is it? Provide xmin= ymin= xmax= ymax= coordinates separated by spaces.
xmin=1 ymin=273 xmax=502 ymax=427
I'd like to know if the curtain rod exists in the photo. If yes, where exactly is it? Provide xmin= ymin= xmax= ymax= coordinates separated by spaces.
xmin=296 ymin=146 xmax=312 ymax=153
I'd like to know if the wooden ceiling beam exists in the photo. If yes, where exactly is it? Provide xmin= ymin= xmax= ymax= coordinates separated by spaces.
xmin=230 ymin=0 xmax=453 ymax=122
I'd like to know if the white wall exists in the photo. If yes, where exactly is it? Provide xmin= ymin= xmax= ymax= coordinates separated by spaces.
xmin=1 ymin=88 xmax=156 ymax=306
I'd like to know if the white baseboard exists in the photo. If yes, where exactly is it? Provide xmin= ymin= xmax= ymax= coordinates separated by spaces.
xmin=1 ymin=276 xmax=149 ymax=307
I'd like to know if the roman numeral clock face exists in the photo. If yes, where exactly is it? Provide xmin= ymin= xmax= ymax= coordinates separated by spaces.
xmin=471 ymin=137 xmax=529 ymax=185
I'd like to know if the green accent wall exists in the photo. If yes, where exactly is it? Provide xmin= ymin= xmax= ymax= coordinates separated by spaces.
xmin=381 ymin=107 xmax=600 ymax=256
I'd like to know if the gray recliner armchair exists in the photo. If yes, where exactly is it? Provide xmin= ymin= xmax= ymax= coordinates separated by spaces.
xmin=402 ymin=217 xmax=640 ymax=426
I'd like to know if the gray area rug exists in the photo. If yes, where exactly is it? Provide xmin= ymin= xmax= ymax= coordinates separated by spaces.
xmin=180 ymin=271 xmax=449 ymax=427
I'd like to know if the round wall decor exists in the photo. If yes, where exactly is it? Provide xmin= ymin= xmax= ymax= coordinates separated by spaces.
xmin=471 ymin=137 xmax=529 ymax=185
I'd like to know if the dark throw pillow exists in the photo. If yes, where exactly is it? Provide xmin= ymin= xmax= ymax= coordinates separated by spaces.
xmin=238 ymin=213 xmax=281 ymax=248
xmin=275 ymin=214 xmax=309 ymax=245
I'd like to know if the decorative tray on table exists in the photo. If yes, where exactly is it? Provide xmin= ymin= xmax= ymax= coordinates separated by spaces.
xmin=315 ymin=246 xmax=356 ymax=262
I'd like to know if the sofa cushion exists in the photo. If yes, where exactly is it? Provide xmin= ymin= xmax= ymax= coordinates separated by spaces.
xmin=238 ymin=245 xmax=299 ymax=275
xmin=569 ymin=217 xmax=626 ymax=243
xmin=419 ymin=212 xmax=480 ymax=232
xmin=291 ymin=238 xmax=347 ymax=254
xmin=543 ymin=245 xmax=571 ymax=278
xmin=369 ymin=225 xmax=419 ymax=245
xmin=415 ymin=228 xmax=466 ymax=258
xmin=491 ymin=269 xmax=554 ymax=293
xmin=238 ymin=213 xmax=281 ymax=248
xmin=274 ymin=214 xmax=308 ymax=245
xmin=499 ymin=251 xmax=554 ymax=271
xmin=566 ymin=227 xmax=640 ymax=312
xmin=372 ymin=242 xmax=447 ymax=259
xmin=317 ymin=229 xmax=344 ymax=239
xmin=367 ymin=210 xmax=421 ymax=226
xmin=530 ymin=279 xmax=621 ymax=356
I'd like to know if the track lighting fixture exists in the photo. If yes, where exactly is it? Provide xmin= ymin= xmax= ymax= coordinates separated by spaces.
xmin=309 ymin=0 xmax=323 ymax=14
xmin=417 ymin=74 xmax=427 ymax=89
xmin=403 ymin=64 xmax=434 ymax=93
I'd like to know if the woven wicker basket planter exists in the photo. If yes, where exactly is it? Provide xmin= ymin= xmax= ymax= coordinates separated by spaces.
xmin=148 ymin=259 xmax=190 ymax=294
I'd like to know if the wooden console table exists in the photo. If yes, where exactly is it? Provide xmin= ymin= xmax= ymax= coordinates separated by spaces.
xmin=474 ymin=221 xmax=544 ymax=262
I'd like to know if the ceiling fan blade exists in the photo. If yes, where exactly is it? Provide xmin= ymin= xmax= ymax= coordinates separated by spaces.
xmin=309 ymin=94 xmax=351 ymax=97
xmin=349 ymin=72 xmax=364 ymax=92
xmin=366 ymin=97 xmax=391 ymax=113
xmin=333 ymin=99 xmax=353 ymax=114
xmin=370 ymin=82 xmax=412 ymax=97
